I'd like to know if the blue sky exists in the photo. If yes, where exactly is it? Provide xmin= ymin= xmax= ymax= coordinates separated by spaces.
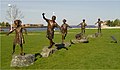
xmin=0 ymin=0 xmax=120 ymax=25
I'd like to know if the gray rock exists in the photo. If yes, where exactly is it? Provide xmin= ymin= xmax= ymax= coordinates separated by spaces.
xmin=71 ymin=38 xmax=89 ymax=43
xmin=11 ymin=54 xmax=35 ymax=67
xmin=88 ymin=33 xmax=102 ymax=38
xmin=40 ymin=47 xmax=57 ymax=57
xmin=75 ymin=33 xmax=84 ymax=40
xmin=64 ymin=42 xmax=71 ymax=47
xmin=87 ymin=34 xmax=96 ymax=38
xmin=95 ymin=33 xmax=102 ymax=37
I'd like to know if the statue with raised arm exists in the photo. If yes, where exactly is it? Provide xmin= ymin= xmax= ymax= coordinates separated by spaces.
xmin=7 ymin=20 xmax=27 ymax=55
xmin=42 ymin=13 xmax=61 ymax=48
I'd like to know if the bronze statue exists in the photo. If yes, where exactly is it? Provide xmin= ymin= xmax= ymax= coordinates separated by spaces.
xmin=78 ymin=19 xmax=87 ymax=34
xmin=95 ymin=18 xmax=103 ymax=33
xmin=42 ymin=13 xmax=61 ymax=48
xmin=61 ymin=19 xmax=71 ymax=43
xmin=7 ymin=20 xmax=27 ymax=55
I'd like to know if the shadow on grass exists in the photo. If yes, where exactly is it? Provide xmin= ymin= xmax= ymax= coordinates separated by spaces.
xmin=55 ymin=43 xmax=69 ymax=50
xmin=34 ymin=53 xmax=42 ymax=61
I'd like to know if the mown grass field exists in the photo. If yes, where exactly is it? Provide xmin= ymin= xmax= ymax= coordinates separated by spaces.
xmin=1 ymin=29 xmax=120 ymax=69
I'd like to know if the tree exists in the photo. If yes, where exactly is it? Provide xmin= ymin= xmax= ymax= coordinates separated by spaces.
xmin=106 ymin=20 xmax=113 ymax=27
xmin=1 ymin=22 xmax=5 ymax=26
xmin=6 ymin=5 xmax=24 ymax=22
xmin=6 ymin=22 xmax=10 ymax=27
xmin=113 ymin=19 xmax=120 ymax=26
xmin=105 ymin=19 xmax=120 ymax=27
xmin=0 ymin=22 xmax=1 ymax=26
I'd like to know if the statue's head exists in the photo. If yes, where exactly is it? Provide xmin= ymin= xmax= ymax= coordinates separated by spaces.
xmin=63 ymin=19 xmax=66 ymax=23
xmin=83 ymin=19 xmax=85 ymax=22
xmin=14 ymin=20 xmax=22 ymax=27
xmin=98 ymin=18 xmax=100 ymax=21
xmin=52 ymin=16 xmax=56 ymax=20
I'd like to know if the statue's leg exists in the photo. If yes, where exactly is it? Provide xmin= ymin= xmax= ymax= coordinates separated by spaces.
xmin=12 ymin=43 xmax=16 ymax=55
xmin=81 ymin=28 xmax=83 ymax=33
xmin=48 ymin=39 xmax=55 ymax=48
xmin=20 ymin=44 xmax=24 ymax=55
xmin=62 ymin=34 xmax=64 ymax=43
xmin=84 ymin=29 xmax=85 ymax=34
xmin=100 ymin=28 xmax=101 ymax=33
xmin=98 ymin=28 xmax=99 ymax=33
xmin=64 ymin=33 xmax=67 ymax=39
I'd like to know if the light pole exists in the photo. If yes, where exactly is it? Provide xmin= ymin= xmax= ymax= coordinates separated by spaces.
xmin=8 ymin=4 xmax=13 ymax=31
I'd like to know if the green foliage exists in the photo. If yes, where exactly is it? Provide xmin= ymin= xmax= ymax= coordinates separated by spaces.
xmin=106 ymin=20 xmax=113 ymax=26
xmin=5 ymin=22 xmax=10 ymax=27
xmin=114 ymin=19 xmax=120 ymax=26
xmin=0 ymin=22 xmax=10 ymax=27
xmin=1 ymin=29 xmax=120 ymax=69
xmin=0 ymin=22 xmax=5 ymax=26
xmin=106 ymin=19 xmax=120 ymax=26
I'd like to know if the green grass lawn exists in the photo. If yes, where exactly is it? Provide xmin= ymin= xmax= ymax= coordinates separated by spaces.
xmin=1 ymin=29 xmax=120 ymax=69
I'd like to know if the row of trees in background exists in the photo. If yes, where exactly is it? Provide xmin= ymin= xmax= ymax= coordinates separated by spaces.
xmin=1 ymin=19 xmax=120 ymax=27
xmin=0 ymin=22 xmax=44 ymax=27
xmin=0 ymin=22 xmax=10 ymax=27
xmin=105 ymin=19 xmax=120 ymax=27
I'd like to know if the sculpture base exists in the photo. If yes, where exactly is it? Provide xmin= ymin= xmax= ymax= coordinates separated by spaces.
xmin=40 ymin=47 xmax=57 ymax=57
xmin=71 ymin=39 xmax=89 ymax=43
xmin=11 ymin=54 xmax=35 ymax=67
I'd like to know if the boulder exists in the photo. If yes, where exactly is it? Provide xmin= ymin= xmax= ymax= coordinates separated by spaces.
xmin=40 ymin=47 xmax=57 ymax=57
xmin=75 ymin=33 xmax=84 ymax=40
xmin=71 ymin=38 xmax=89 ymax=43
xmin=64 ymin=42 xmax=71 ymax=47
xmin=11 ymin=54 xmax=35 ymax=67
xmin=88 ymin=33 xmax=102 ymax=38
